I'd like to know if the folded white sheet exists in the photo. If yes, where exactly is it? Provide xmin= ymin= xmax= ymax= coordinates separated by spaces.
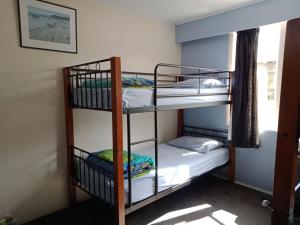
xmin=73 ymin=87 xmax=229 ymax=109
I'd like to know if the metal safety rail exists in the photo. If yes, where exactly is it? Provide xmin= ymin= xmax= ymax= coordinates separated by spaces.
xmin=66 ymin=62 xmax=233 ymax=113
xmin=65 ymin=58 xmax=234 ymax=217
xmin=71 ymin=126 xmax=229 ymax=213
xmin=72 ymin=147 xmax=114 ymax=208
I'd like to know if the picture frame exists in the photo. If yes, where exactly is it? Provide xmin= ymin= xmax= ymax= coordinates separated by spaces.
xmin=18 ymin=0 xmax=77 ymax=53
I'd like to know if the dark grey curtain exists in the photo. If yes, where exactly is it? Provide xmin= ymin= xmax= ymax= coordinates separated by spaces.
xmin=232 ymin=28 xmax=259 ymax=148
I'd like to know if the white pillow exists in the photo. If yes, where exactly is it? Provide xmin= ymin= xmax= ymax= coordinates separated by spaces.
xmin=168 ymin=136 xmax=224 ymax=154
xmin=174 ymin=78 xmax=225 ymax=88
xmin=202 ymin=79 xmax=224 ymax=88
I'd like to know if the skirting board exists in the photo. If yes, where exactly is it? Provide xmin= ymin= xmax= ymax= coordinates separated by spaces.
xmin=212 ymin=174 xmax=273 ymax=196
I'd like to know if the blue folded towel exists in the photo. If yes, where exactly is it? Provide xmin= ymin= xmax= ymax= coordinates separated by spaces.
xmin=86 ymin=150 xmax=154 ymax=178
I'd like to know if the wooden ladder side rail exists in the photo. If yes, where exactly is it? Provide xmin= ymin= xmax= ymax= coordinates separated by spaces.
xmin=272 ymin=18 xmax=300 ymax=225
xmin=177 ymin=109 xmax=184 ymax=137
xmin=111 ymin=57 xmax=125 ymax=225
xmin=63 ymin=67 xmax=77 ymax=206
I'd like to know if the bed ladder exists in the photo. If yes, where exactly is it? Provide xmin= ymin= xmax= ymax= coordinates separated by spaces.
xmin=126 ymin=111 xmax=158 ymax=207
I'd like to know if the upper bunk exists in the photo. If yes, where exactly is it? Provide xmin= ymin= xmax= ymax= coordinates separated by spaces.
xmin=64 ymin=57 xmax=234 ymax=114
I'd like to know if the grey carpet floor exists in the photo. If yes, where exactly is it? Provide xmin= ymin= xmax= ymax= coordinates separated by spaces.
xmin=24 ymin=176 xmax=272 ymax=225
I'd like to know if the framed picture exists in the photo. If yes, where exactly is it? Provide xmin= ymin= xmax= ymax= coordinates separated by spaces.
xmin=18 ymin=0 xmax=77 ymax=53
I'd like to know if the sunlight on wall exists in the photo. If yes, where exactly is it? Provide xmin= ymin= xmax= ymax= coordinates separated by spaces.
xmin=147 ymin=204 xmax=212 ymax=225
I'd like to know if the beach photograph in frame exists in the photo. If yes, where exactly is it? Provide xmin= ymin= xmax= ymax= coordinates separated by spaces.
xmin=18 ymin=0 xmax=77 ymax=53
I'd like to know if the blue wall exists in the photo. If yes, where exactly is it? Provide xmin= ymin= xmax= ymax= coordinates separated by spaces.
xmin=182 ymin=34 xmax=229 ymax=132
xmin=236 ymin=131 xmax=277 ymax=192
xmin=182 ymin=34 xmax=276 ymax=193
xmin=176 ymin=0 xmax=300 ymax=43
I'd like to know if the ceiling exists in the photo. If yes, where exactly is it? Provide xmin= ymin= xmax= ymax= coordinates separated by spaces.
xmin=97 ymin=0 xmax=266 ymax=24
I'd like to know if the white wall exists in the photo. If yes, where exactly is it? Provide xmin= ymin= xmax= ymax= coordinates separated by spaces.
xmin=0 ymin=0 xmax=180 ymax=224
xmin=176 ymin=0 xmax=300 ymax=42
xmin=182 ymin=34 xmax=231 ymax=178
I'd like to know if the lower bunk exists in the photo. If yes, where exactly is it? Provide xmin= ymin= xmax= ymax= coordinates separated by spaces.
xmin=71 ymin=126 xmax=232 ymax=214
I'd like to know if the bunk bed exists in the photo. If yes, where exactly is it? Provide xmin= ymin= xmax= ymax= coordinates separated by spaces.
xmin=63 ymin=57 xmax=235 ymax=225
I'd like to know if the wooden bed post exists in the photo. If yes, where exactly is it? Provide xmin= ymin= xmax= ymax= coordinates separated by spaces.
xmin=111 ymin=57 xmax=125 ymax=225
xmin=177 ymin=109 xmax=184 ymax=137
xmin=63 ymin=67 xmax=76 ymax=206
xmin=272 ymin=19 xmax=300 ymax=225
xmin=228 ymin=144 xmax=235 ymax=182
xmin=177 ymin=74 xmax=185 ymax=138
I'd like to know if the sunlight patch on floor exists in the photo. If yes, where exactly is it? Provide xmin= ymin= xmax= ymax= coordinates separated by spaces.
xmin=212 ymin=209 xmax=238 ymax=225
xmin=148 ymin=206 xmax=239 ymax=225
xmin=174 ymin=216 xmax=221 ymax=225
xmin=147 ymin=204 xmax=212 ymax=225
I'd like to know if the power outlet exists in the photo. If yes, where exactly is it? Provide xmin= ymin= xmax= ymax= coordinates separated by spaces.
xmin=261 ymin=199 xmax=273 ymax=211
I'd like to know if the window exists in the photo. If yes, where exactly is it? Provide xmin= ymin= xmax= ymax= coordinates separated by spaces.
xmin=257 ymin=22 xmax=286 ymax=132
xmin=227 ymin=23 xmax=286 ymax=136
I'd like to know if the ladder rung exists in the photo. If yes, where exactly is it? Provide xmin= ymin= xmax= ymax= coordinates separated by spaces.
xmin=131 ymin=138 xmax=156 ymax=146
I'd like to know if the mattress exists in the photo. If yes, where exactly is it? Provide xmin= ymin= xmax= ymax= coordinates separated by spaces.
xmin=72 ymin=87 xmax=229 ymax=109
xmin=76 ymin=144 xmax=229 ymax=204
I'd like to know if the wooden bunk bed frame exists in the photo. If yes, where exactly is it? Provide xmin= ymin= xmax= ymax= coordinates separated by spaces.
xmin=272 ymin=18 xmax=300 ymax=225
xmin=63 ymin=57 xmax=236 ymax=225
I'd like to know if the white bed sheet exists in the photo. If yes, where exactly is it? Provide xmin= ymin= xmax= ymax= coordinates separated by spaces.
xmin=124 ymin=144 xmax=229 ymax=203
xmin=76 ymin=144 xmax=229 ymax=204
xmin=73 ymin=87 xmax=229 ymax=109
xmin=125 ymin=88 xmax=229 ymax=108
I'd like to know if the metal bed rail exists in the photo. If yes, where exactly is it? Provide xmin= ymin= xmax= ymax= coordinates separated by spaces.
xmin=66 ymin=61 xmax=233 ymax=112
xmin=72 ymin=146 xmax=115 ymax=208
xmin=183 ymin=126 xmax=229 ymax=147
xmin=153 ymin=63 xmax=232 ymax=104
xmin=71 ymin=126 xmax=230 ymax=213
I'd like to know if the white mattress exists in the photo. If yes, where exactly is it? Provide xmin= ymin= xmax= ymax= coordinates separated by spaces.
xmin=73 ymin=87 xmax=229 ymax=109
xmin=76 ymin=144 xmax=229 ymax=204
xmin=125 ymin=144 xmax=228 ymax=203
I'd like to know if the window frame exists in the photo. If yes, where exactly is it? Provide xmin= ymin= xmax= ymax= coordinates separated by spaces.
xmin=227 ymin=22 xmax=287 ymax=136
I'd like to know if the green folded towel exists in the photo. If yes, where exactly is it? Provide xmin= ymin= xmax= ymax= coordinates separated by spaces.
xmin=97 ymin=149 xmax=132 ymax=163
xmin=89 ymin=149 xmax=154 ymax=178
